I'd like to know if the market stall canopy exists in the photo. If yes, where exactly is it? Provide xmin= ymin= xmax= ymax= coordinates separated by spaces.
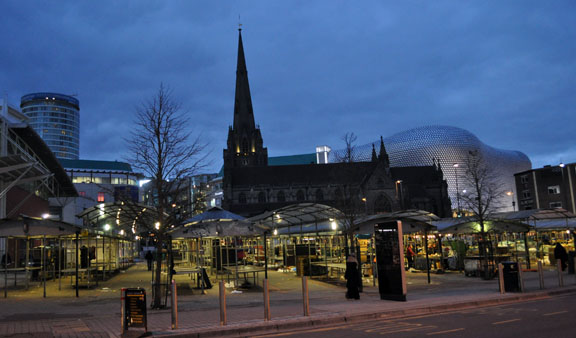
xmin=171 ymin=207 xmax=259 ymax=238
xmin=353 ymin=210 xmax=439 ymax=234
xmin=434 ymin=216 xmax=530 ymax=234
xmin=494 ymin=208 xmax=576 ymax=221
xmin=77 ymin=201 xmax=165 ymax=235
xmin=249 ymin=203 xmax=344 ymax=234
xmin=0 ymin=216 xmax=84 ymax=237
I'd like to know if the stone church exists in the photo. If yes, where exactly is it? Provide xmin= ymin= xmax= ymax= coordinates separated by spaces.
xmin=222 ymin=29 xmax=452 ymax=218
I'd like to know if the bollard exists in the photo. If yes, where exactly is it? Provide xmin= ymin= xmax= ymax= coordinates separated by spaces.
xmin=518 ymin=263 xmax=525 ymax=292
xmin=263 ymin=279 xmax=271 ymax=321
xmin=557 ymin=260 xmax=564 ymax=287
xmin=498 ymin=263 xmax=505 ymax=294
xmin=171 ymin=279 xmax=178 ymax=329
xmin=302 ymin=276 xmax=310 ymax=317
xmin=538 ymin=261 xmax=545 ymax=290
xmin=120 ymin=288 xmax=126 ymax=335
xmin=219 ymin=280 xmax=227 ymax=326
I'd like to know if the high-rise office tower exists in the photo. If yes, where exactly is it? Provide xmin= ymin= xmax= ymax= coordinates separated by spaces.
xmin=20 ymin=92 xmax=80 ymax=160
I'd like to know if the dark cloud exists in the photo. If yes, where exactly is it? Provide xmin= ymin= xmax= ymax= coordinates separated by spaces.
xmin=1 ymin=1 xmax=574 ymax=172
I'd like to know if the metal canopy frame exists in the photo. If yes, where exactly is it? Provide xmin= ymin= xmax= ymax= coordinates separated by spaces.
xmin=77 ymin=201 xmax=165 ymax=235
xmin=248 ymin=203 xmax=344 ymax=231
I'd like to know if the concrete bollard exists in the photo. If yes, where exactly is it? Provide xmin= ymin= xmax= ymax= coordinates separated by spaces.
xmin=302 ymin=276 xmax=310 ymax=317
xmin=557 ymin=260 xmax=564 ymax=287
xmin=171 ymin=280 xmax=178 ymax=329
xmin=498 ymin=263 xmax=505 ymax=294
xmin=263 ymin=279 xmax=271 ymax=321
xmin=219 ymin=280 xmax=227 ymax=326
xmin=538 ymin=261 xmax=545 ymax=290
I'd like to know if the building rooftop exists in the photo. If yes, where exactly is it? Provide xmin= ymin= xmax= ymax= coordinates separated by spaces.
xmin=59 ymin=159 xmax=133 ymax=172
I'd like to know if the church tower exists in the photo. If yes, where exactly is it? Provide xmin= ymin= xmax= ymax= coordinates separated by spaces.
xmin=223 ymin=28 xmax=268 ymax=169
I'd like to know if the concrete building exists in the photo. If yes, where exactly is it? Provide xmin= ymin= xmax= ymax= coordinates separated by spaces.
xmin=514 ymin=163 xmax=576 ymax=213
xmin=20 ymin=92 xmax=80 ymax=160
xmin=55 ymin=159 xmax=141 ymax=224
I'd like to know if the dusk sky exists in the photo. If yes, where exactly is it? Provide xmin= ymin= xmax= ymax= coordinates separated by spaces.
xmin=2 ymin=1 xmax=575 ymax=173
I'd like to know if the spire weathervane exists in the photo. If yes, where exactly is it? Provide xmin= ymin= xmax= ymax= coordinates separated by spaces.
xmin=238 ymin=15 xmax=242 ymax=31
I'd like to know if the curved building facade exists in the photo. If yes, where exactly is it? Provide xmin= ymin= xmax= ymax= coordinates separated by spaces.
xmin=21 ymin=93 xmax=80 ymax=160
xmin=330 ymin=126 xmax=532 ymax=212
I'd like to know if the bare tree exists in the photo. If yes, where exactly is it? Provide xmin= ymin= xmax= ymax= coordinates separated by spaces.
xmin=126 ymin=84 xmax=208 ymax=308
xmin=335 ymin=132 xmax=358 ymax=163
xmin=459 ymin=150 xmax=505 ymax=279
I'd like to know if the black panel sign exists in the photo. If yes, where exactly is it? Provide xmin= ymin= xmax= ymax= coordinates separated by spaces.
xmin=374 ymin=221 xmax=407 ymax=301
xmin=124 ymin=288 xmax=147 ymax=330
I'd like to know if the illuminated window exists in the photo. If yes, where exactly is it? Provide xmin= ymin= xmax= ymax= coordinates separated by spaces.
xmin=550 ymin=201 xmax=562 ymax=208
xmin=97 ymin=192 xmax=105 ymax=202
xmin=548 ymin=186 xmax=560 ymax=195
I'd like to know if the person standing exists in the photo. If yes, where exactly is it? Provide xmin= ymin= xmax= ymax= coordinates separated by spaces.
xmin=145 ymin=251 xmax=154 ymax=271
xmin=345 ymin=253 xmax=360 ymax=300
xmin=406 ymin=244 xmax=416 ymax=270
xmin=554 ymin=243 xmax=568 ymax=271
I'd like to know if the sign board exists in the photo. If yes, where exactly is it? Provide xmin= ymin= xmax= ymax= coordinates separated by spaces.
xmin=124 ymin=288 xmax=147 ymax=331
xmin=374 ymin=221 xmax=407 ymax=301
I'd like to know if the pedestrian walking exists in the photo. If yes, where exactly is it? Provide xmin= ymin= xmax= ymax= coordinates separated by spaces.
xmin=345 ymin=253 xmax=360 ymax=300
xmin=554 ymin=243 xmax=568 ymax=271
xmin=145 ymin=251 xmax=154 ymax=271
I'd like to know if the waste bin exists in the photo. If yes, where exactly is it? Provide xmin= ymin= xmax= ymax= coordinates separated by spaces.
xmin=568 ymin=251 xmax=575 ymax=275
xmin=501 ymin=262 xmax=520 ymax=292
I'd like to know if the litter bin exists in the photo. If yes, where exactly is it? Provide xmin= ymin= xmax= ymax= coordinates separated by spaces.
xmin=501 ymin=262 xmax=520 ymax=292
xmin=568 ymin=251 xmax=575 ymax=275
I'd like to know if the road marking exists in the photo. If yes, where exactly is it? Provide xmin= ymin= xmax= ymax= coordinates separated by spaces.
xmin=492 ymin=319 xmax=521 ymax=325
xmin=543 ymin=311 xmax=568 ymax=316
xmin=379 ymin=325 xmax=437 ymax=335
xmin=253 ymin=325 xmax=349 ymax=337
xmin=426 ymin=328 xmax=465 ymax=335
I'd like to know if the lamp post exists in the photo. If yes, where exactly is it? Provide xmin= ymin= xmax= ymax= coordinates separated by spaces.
xmin=506 ymin=191 xmax=516 ymax=211
xmin=395 ymin=180 xmax=403 ymax=209
xmin=453 ymin=164 xmax=461 ymax=217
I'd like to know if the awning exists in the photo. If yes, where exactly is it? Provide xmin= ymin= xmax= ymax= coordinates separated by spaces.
xmin=434 ymin=217 xmax=530 ymax=234
xmin=353 ymin=209 xmax=439 ymax=234
xmin=248 ymin=203 xmax=344 ymax=234
xmin=0 ymin=216 xmax=84 ymax=237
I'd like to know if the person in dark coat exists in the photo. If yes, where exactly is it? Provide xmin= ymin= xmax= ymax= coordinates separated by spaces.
xmin=345 ymin=253 xmax=360 ymax=300
xmin=406 ymin=244 xmax=416 ymax=270
xmin=554 ymin=243 xmax=568 ymax=271
xmin=145 ymin=251 xmax=154 ymax=271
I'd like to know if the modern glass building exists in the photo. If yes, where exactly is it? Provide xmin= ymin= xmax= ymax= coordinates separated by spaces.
xmin=20 ymin=92 xmax=80 ymax=160
xmin=330 ymin=125 xmax=532 ymax=212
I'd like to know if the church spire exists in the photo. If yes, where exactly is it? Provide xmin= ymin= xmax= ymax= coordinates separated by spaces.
xmin=378 ymin=136 xmax=390 ymax=167
xmin=233 ymin=28 xmax=256 ymax=132
xmin=371 ymin=143 xmax=377 ymax=162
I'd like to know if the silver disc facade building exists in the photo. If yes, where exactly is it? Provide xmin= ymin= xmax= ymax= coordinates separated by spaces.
xmin=330 ymin=125 xmax=532 ymax=212
xmin=20 ymin=92 xmax=80 ymax=160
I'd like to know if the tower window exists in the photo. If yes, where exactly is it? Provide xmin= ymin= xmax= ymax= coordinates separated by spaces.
xmin=296 ymin=190 xmax=305 ymax=202
xmin=258 ymin=191 xmax=266 ymax=203
xmin=238 ymin=192 xmax=247 ymax=204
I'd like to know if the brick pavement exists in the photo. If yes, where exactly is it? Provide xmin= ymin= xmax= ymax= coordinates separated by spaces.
xmin=1 ymin=262 xmax=575 ymax=337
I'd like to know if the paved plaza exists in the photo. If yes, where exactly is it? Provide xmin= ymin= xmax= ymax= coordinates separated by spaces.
xmin=1 ymin=261 xmax=575 ymax=337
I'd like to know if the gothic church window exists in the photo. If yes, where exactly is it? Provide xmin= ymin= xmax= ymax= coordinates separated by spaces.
xmin=296 ymin=190 xmax=305 ymax=202
xmin=238 ymin=192 xmax=247 ymax=204
xmin=277 ymin=191 xmax=286 ymax=202
xmin=258 ymin=191 xmax=266 ymax=203
xmin=315 ymin=189 xmax=324 ymax=201
xmin=374 ymin=194 xmax=392 ymax=213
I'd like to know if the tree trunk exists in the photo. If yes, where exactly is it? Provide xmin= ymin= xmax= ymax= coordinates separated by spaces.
xmin=152 ymin=234 xmax=164 ymax=308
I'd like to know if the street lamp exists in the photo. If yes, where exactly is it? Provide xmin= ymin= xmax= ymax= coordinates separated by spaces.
xmin=453 ymin=164 xmax=461 ymax=217
xmin=506 ymin=191 xmax=516 ymax=211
